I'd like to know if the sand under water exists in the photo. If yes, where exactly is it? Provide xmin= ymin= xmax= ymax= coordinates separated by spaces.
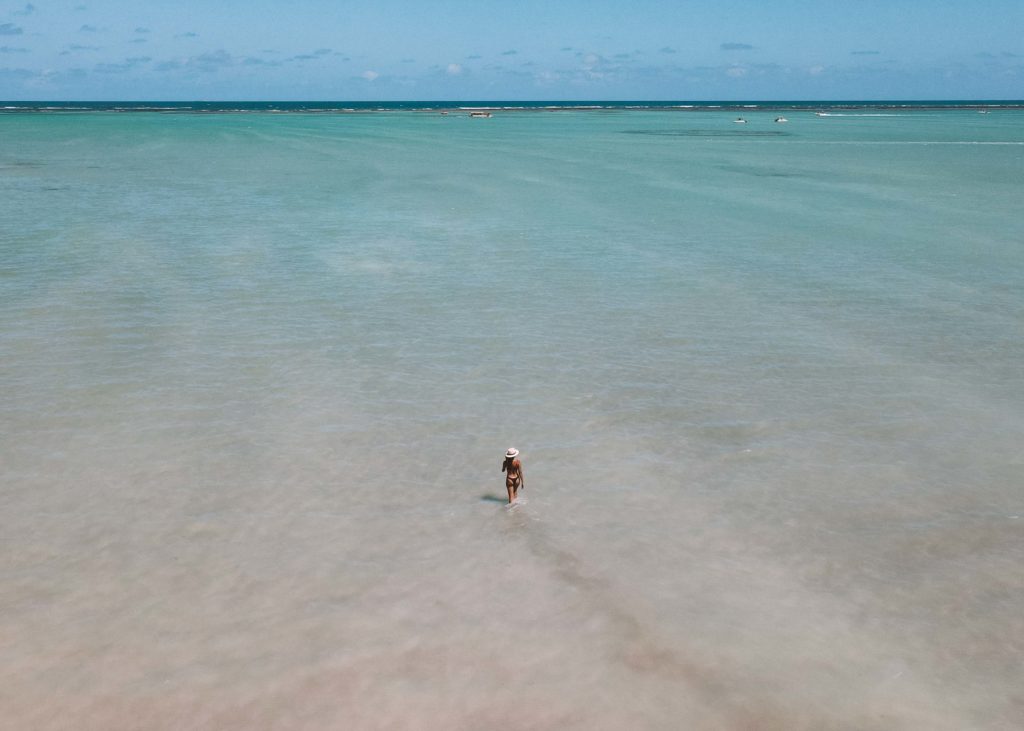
xmin=2 ymin=105 xmax=1022 ymax=729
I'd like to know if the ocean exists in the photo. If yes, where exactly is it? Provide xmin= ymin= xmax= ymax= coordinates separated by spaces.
xmin=2 ymin=103 xmax=1022 ymax=729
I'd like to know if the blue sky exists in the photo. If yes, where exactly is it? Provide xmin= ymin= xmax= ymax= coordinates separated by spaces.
xmin=1 ymin=0 xmax=1021 ymax=100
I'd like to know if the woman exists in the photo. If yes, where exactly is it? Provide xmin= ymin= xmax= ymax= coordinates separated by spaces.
xmin=502 ymin=447 xmax=524 ymax=504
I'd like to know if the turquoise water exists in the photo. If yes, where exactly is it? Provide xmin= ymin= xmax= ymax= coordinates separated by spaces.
xmin=2 ymin=108 xmax=1023 ymax=729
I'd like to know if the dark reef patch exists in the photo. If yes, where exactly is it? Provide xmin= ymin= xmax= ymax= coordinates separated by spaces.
xmin=621 ymin=129 xmax=791 ymax=137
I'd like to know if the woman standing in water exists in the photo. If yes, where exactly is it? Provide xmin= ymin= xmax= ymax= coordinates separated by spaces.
xmin=502 ymin=448 xmax=524 ymax=504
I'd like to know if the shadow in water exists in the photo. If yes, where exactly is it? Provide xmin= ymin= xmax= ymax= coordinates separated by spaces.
xmin=480 ymin=494 xmax=507 ymax=504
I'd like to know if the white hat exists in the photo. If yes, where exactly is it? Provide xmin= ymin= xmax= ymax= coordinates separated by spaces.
xmin=505 ymin=448 xmax=519 ymax=458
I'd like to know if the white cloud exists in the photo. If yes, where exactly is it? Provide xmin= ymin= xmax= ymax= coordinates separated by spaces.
xmin=534 ymin=69 xmax=562 ymax=85
xmin=193 ymin=50 xmax=231 ymax=72
xmin=95 ymin=56 xmax=150 ymax=74
xmin=155 ymin=50 xmax=233 ymax=73
xmin=808 ymin=65 xmax=825 ymax=75
xmin=361 ymin=69 xmax=379 ymax=81
xmin=725 ymin=66 xmax=747 ymax=78
xmin=574 ymin=52 xmax=623 ymax=80
xmin=446 ymin=63 xmax=462 ymax=75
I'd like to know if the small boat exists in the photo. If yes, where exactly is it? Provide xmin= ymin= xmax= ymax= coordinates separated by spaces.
xmin=733 ymin=117 xmax=747 ymax=124
xmin=774 ymin=116 xmax=788 ymax=123
xmin=469 ymin=111 xmax=492 ymax=118
xmin=978 ymin=110 xmax=989 ymax=114
xmin=440 ymin=111 xmax=449 ymax=115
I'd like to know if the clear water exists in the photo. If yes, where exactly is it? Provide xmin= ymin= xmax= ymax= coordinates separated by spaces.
xmin=2 ymin=108 xmax=1023 ymax=730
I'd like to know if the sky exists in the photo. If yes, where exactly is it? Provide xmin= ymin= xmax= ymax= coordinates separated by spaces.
xmin=1 ymin=0 xmax=1021 ymax=100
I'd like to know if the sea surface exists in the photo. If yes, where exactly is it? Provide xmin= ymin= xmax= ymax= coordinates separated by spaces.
xmin=2 ymin=104 xmax=1023 ymax=730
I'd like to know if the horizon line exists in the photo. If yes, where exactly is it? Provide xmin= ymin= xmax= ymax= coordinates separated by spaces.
xmin=3 ymin=98 xmax=1024 ymax=104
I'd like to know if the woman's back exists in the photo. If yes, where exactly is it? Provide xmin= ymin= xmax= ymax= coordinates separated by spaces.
xmin=503 ymin=457 xmax=521 ymax=478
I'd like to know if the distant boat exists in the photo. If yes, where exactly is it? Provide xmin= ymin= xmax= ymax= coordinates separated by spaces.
xmin=733 ymin=117 xmax=747 ymax=124
xmin=775 ymin=116 xmax=788 ymax=123
xmin=978 ymin=110 xmax=990 ymax=114
xmin=469 ymin=111 xmax=493 ymax=118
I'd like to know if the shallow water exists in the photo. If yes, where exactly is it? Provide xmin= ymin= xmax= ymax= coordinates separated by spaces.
xmin=2 ymin=108 xmax=1023 ymax=729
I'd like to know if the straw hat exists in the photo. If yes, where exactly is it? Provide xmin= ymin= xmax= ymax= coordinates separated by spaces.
xmin=505 ymin=448 xmax=519 ymax=459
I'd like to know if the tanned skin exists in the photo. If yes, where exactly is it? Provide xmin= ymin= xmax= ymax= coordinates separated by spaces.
xmin=502 ymin=456 xmax=524 ymax=504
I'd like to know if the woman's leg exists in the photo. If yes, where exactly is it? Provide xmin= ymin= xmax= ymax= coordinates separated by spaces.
xmin=507 ymin=480 xmax=516 ymax=504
